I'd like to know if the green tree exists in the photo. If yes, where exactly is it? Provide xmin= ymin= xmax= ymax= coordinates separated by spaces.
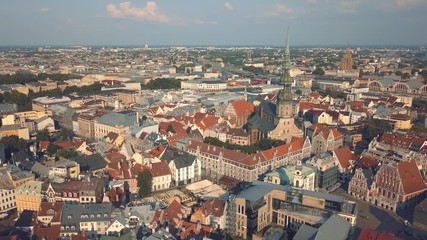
xmin=141 ymin=78 xmax=181 ymax=90
xmin=36 ymin=129 xmax=50 ymax=142
xmin=56 ymin=148 xmax=78 ymax=159
xmin=0 ymin=136 xmax=27 ymax=153
xmin=46 ymin=144 xmax=58 ymax=156
xmin=295 ymin=89 xmax=302 ymax=95
xmin=166 ymin=124 xmax=176 ymax=134
xmin=137 ymin=170 xmax=152 ymax=197
xmin=312 ymin=67 xmax=325 ymax=76
xmin=242 ymin=66 xmax=264 ymax=74
xmin=55 ymin=128 xmax=74 ymax=141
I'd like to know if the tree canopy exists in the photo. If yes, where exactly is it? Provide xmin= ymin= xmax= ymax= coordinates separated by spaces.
xmin=0 ymin=136 xmax=27 ymax=153
xmin=312 ymin=67 xmax=325 ymax=76
xmin=141 ymin=78 xmax=181 ymax=90
xmin=166 ymin=124 xmax=176 ymax=134
xmin=36 ymin=129 xmax=50 ymax=142
xmin=242 ymin=66 xmax=264 ymax=74
xmin=0 ymin=73 xmax=79 ymax=85
xmin=137 ymin=170 xmax=152 ymax=197
xmin=203 ymin=137 xmax=286 ymax=154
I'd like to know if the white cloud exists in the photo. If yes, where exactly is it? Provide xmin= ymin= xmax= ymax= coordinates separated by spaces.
xmin=268 ymin=4 xmax=295 ymax=16
xmin=224 ymin=2 xmax=234 ymax=11
xmin=39 ymin=8 xmax=50 ymax=13
xmin=107 ymin=1 xmax=170 ymax=23
xmin=395 ymin=0 xmax=427 ymax=7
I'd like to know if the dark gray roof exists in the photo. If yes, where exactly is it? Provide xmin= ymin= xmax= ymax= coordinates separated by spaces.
xmin=70 ymin=153 xmax=107 ymax=172
xmin=30 ymin=162 xmax=50 ymax=177
xmin=259 ymin=100 xmax=277 ymax=117
xmin=315 ymin=215 xmax=350 ymax=240
xmin=147 ymin=132 xmax=160 ymax=142
xmin=160 ymin=147 xmax=196 ymax=169
xmin=0 ymin=103 xmax=17 ymax=114
xmin=12 ymin=149 xmax=36 ymax=163
xmin=293 ymin=224 xmax=317 ymax=240
xmin=247 ymin=114 xmax=275 ymax=134
xmin=362 ymin=168 xmax=374 ymax=189
xmin=61 ymin=202 xmax=113 ymax=231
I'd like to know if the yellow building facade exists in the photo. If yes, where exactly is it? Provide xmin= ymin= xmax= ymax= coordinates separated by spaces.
xmin=15 ymin=181 xmax=43 ymax=214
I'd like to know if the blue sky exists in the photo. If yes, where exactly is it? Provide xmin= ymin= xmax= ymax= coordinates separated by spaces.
xmin=0 ymin=0 xmax=426 ymax=46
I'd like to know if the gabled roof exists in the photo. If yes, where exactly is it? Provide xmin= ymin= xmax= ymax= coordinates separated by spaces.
xmin=258 ymin=100 xmax=276 ymax=117
xmin=150 ymin=161 xmax=171 ymax=177
xmin=333 ymin=146 xmax=357 ymax=169
xmin=397 ymin=160 xmax=427 ymax=195
xmin=70 ymin=153 xmax=107 ymax=172
xmin=247 ymin=114 xmax=275 ymax=134
xmin=161 ymin=148 xmax=196 ymax=169
xmin=195 ymin=199 xmax=226 ymax=218
xmin=230 ymin=99 xmax=255 ymax=116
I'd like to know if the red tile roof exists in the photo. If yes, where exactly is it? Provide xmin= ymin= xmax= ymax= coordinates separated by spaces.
xmin=159 ymin=121 xmax=186 ymax=135
xmin=150 ymin=161 xmax=171 ymax=177
xmin=357 ymin=155 xmax=378 ymax=169
xmin=148 ymin=145 xmax=166 ymax=158
xmin=178 ymin=221 xmax=214 ymax=239
xmin=55 ymin=141 xmax=75 ymax=149
xmin=187 ymin=137 xmax=306 ymax=168
xmin=397 ymin=160 xmax=427 ymax=195
xmin=152 ymin=199 xmax=187 ymax=227
xmin=230 ymin=99 xmax=255 ymax=116
xmin=195 ymin=199 xmax=226 ymax=218
xmin=333 ymin=146 xmax=358 ymax=169
xmin=167 ymin=131 xmax=189 ymax=147
xmin=33 ymin=225 xmax=61 ymax=240
xmin=358 ymin=228 xmax=400 ymax=240
xmin=40 ymin=141 xmax=50 ymax=150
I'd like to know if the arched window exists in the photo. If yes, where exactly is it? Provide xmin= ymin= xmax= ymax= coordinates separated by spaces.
xmin=419 ymin=85 xmax=427 ymax=95
xmin=394 ymin=83 xmax=408 ymax=93
xmin=368 ymin=81 xmax=382 ymax=91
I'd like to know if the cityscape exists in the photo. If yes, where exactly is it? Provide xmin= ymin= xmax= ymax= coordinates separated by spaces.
xmin=0 ymin=1 xmax=427 ymax=240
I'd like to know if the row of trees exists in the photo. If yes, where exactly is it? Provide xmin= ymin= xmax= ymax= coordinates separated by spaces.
xmin=204 ymin=137 xmax=286 ymax=154
xmin=242 ymin=66 xmax=264 ymax=74
xmin=0 ymin=73 xmax=79 ymax=85
xmin=141 ymin=78 xmax=181 ymax=90
xmin=0 ymin=83 xmax=104 ymax=111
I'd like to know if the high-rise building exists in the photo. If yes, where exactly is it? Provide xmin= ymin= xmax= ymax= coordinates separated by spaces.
xmin=340 ymin=48 xmax=353 ymax=71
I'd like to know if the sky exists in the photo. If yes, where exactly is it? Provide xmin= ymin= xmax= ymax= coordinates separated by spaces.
xmin=0 ymin=0 xmax=426 ymax=46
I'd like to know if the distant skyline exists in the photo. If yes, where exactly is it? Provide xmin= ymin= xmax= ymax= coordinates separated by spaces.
xmin=1 ymin=0 xmax=427 ymax=46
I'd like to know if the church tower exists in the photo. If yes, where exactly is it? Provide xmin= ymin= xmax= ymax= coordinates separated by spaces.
xmin=269 ymin=28 xmax=303 ymax=143
xmin=276 ymin=28 xmax=293 ymax=118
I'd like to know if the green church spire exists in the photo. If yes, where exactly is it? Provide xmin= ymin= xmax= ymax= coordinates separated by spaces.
xmin=278 ymin=27 xmax=292 ymax=103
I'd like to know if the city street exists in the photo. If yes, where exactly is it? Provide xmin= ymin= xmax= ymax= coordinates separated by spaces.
xmin=332 ymin=188 xmax=427 ymax=240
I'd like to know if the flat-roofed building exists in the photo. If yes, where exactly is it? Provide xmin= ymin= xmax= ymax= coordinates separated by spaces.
xmin=32 ymin=96 xmax=71 ymax=113
xmin=225 ymin=181 xmax=357 ymax=239
xmin=181 ymin=78 xmax=227 ymax=91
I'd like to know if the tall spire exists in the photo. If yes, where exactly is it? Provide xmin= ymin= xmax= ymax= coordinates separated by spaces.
xmin=285 ymin=26 xmax=290 ymax=56
xmin=278 ymin=27 xmax=292 ymax=103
